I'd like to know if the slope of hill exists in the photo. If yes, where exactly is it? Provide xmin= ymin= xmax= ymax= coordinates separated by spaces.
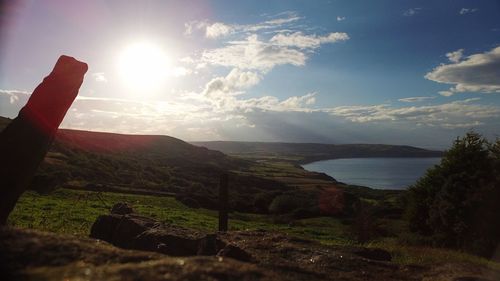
xmin=192 ymin=141 xmax=443 ymax=164
xmin=0 ymin=116 xmax=289 ymax=212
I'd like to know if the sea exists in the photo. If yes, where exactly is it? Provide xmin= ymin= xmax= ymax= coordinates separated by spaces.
xmin=302 ymin=157 xmax=442 ymax=190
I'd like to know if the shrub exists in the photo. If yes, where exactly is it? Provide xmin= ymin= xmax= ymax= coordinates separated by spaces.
xmin=290 ymin=207 xmax=320 ymax=220
xmin=349 ymin=202 xmax=383 ymax=243
xmin=405 ymin=132 xmax=500 ymax=258
xmin=319 ymin=188 xmax=360 ymax=217
xmin=253 ymin=192 xmax=278 ymax=213
xmin=268 ymin=194 xmax=302 ymax=214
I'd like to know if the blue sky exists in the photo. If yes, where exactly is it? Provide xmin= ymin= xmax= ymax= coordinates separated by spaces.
xmin=1 ymin=0 xmax=499 ymax=149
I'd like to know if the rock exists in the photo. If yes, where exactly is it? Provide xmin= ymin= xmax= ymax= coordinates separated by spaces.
xmin=197 ymin=233 xmax=222 ymax=256
xmin=90 ymin=214 xmax=158 ymax=249
xmin=110 ymin=202 xmax=134 ymax=215
xmin=90 ymin=214 xmax=224 ymax=256
xmin=111 ymin=215 xmax=158 ymax=248
xmin=134 ymin=227 xmax=207 ymax=256
xmin=89 ymin=214 xmax=122 ymax=242
xmin=217 ymin=244 xmax=253 ymax=262
xmin=353 ymin=248 xmax=392 ymax=261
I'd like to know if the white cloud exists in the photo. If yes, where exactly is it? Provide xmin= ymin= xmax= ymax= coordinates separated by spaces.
xmin=201 ymin=29 xmax=348 ymax=72
xmin=269 ymin=32 xmax=349 ymax=49
xmin=327 ymin=98 xmax=499 ymax=130
xmin=173 ymin=67 xmax=192 ymax=77
xmin=398 ymin=96 xmax=435 ymax=103
xmin=205 ymin=22 xmax=234 ymax=38
xmin=459 ymin=8 xmax=478 ymax=15
xmin=188 ymin=12 xmax=348 ymax=73
xmin=179 ymin=56 xmax=195 ymax=64
xmin=232 ymin=92 xmax=317 ymax=113
xmin=3 ymin=85 xmax=497 ymax=145
xmin=197 ymin=69 xmax=498 ymax=131
xmin=185 ymin=12 xmax=302 ymax=39
xmin=92 ymin=72 xmax=107 ymax=83
xmin=0 ymin=89 xmax=30 ymax=104
xmin=0 ymin=90 xmax=31 ymax=118
xmin=280 ymin=92 xmax=316 ymax=109
xmin=244 ymin=13 xmax=302 ymax=32
xmin=201 ymin=34 xmax=307 ymax=71
xmin=184 ymin=21 xmax=206 ymax=36
xmin=441 ymin=121 xmax=483 ymax=129
xmin=203 ymin=68 xmax=261 ymax=100
xmin=403 ymin=8 xmax=421 ymax=17
xmin=446 ymin=49 xmax=464 ymax=63
xmin=184 ymin=22 xmax=193 ymax=36
xmin=9 ymin=94 xmax=19 ymax=104
xmin=426 ymin=46 xmax=500 ymax=94
xmin=439 ymin=91 xmax=454 ymax=97
xmin=337 ymin=16 xmax=346 ymax=21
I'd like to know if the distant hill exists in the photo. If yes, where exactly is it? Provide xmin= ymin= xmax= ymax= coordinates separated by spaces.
xmin=192 ymin=141 xmax=443 ymax=164
xmin=0 ymin=116 xmax=289 ymax=212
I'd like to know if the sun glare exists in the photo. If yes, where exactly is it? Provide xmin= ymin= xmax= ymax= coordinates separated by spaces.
xmin=117 ymin=42 xmax=171 ymax=93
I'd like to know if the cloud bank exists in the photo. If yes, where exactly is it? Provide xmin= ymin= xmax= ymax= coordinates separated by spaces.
xmin=426 ymin=46 xmax=500 ymax=94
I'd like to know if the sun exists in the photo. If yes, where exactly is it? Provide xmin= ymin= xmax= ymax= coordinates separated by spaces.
xmin=117 ymin=41 xmax=171 ymax=93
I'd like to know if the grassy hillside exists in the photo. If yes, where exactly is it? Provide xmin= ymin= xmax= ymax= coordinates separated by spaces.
xmin=0 ymin=116 xmax=290 ymax=213
xmin=192 ymin=141 xmax=443 ymax=164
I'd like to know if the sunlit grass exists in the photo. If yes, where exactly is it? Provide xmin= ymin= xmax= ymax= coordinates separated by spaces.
xmin=7 ymin=188 xmax=349 ymax=246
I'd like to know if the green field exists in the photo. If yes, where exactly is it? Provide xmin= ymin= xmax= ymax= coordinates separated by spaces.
xmin=7 ymin=188 xmax=350 ymax=245
xmin=8 ymin=188 xmax=499 ymax=270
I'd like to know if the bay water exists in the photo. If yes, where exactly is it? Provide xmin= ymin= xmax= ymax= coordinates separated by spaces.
xmin=302 ymin=157 xmax=441 ymax=190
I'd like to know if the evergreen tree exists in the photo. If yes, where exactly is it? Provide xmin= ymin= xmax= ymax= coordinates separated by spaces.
xmin=406 ymin=132 xmax=500 ymax=257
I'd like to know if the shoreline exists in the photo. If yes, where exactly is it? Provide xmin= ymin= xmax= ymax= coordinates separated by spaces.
xmin=301 ymin=157 xmax=442 ymax=190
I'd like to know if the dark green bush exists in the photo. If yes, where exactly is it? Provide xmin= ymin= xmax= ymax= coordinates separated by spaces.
xmin=268 ymin=194 xmax=303 ymax=214
xmin=253 ymin=192 xmax=278 ymax=213
xmin=290 ymin=207 xmax=320 ymax=219
xmin=405 ymin=132 xmax=500 ymax=258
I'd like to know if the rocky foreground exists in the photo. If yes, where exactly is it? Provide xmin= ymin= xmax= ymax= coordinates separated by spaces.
xmin=1 ymin=205 xmax=498 ymax=281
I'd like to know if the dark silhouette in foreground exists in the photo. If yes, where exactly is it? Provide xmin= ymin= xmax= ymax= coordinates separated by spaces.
xmin=0 ymin=55 xmax=87 ymax=224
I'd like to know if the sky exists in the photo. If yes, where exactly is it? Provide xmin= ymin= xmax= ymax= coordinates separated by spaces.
xmin=0 ymin=0 xmax=499 ymax=149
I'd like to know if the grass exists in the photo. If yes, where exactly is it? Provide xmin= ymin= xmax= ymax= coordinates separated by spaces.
xmin=7 ymin=188 xmax=499 ymax=271
xmin=7 ymin=188 xmax=350 ymax=246
xmin=368 ymin=239 xmax=500 ymax=270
